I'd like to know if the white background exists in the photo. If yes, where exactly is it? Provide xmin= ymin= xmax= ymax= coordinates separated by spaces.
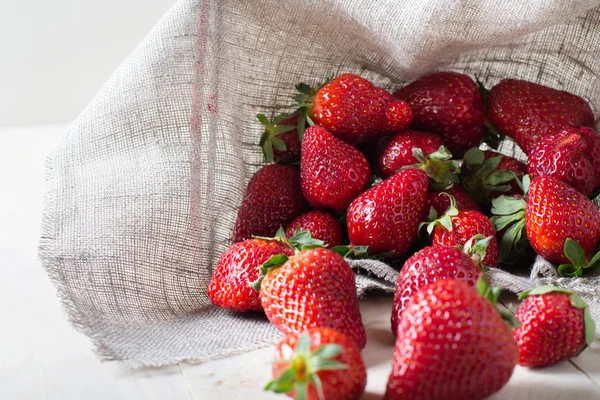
xmin=0 ymin=0 xmax=176 ymax=126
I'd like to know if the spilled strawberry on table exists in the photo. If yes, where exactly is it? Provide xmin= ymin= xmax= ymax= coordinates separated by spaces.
xmin=208 ymin=72 xmax=598 ymax=399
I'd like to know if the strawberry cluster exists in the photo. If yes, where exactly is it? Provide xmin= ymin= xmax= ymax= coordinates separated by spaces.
xmin=208 ymin=72 xmax=598 ymax=399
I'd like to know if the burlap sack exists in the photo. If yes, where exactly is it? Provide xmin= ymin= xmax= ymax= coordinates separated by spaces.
xmin=39 ymin=0 xmax=600 ymax=366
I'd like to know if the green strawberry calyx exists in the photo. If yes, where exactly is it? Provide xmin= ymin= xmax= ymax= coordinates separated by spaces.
xmin=519 ymin=286 xmax=595 ymax=347
xmin=408 ymin=146 xmax=461 ymax=191
xmin=459 ymin=234 xmax=492 ymax=271
xmin=461 ymin=148 xmax=522 ymax=205
xmin=258 ymin=113 xmax=299 ymax=163
xmin=250 ymin=228 xmax=325 ymax=291
xmin=474 ymin=77 xmax=505 ymax=149
xmin=420 ymin=193 xmax=459 ymax=235
xmin=475 ymin=275 xmax=519 ymax=328
xmin=265 ymin=331 xmax=348 ymax=400
xmin=490 ymin=194 xmax=531 ymax=265
xmin=294 ymin=75 xmax=335 ymax=140
xmin=330 ymin=244 xmax=369 ymax=259
xmin=557 ymin=238 xmax=600 ymax=278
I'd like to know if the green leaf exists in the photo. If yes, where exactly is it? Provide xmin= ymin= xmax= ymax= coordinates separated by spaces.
xmin=584 ymin=306 xmax=596 ymax=346
xmin=520 ymin=285 xmax=572 ymax=300
xmin=475 ymin=275 xmax=489 ymax=297
xmin=438 ymin=214 xmax=453 ymax=232
xmin=272 ymin=136 xmax=287 ymax=152
xmin=476 ymin=77 xmax=489 ymax=101
xmin=296 ymin=82 xmax=312 ymax=95
xmin=412 ymin=147 xmax=427 ymax=164
xmin=257 ymin=113 xmax=270 ymax=126
xmin=586 ymin=251 xmax=600 ymax=270
xmin=295 ymin=381 xmax=308 ymax=400
xmin=311 ymin=344 xmax=343 ymax=359
xmin=265 ymin=366 xmax=297 ymax=393
xmin=491 ymin=195 xmax=527 ymax=216
xmin=330 ymin=245 xmax=369 ymax=259
xmin=564 ymin=239 xmax=586 ymax=269
xmin=309 ymin=374 xmax=325 ymax=400
xmin=491 ymin=213 xmax=524 ymax=232
xmin=478 ymin=155 xmax=503 ymax=179
xmin=522 ymin=175 xmax=531 ymax=195
xmin=261 ymin=137 xmax=275 ymax=163
xmin=276 ymin=227 xmax=287 ymax=239
xmin=463 ymin=147 xmax=484 ymax=169
xmin=297 ymin=110 xmax=307 ymax=141
xmin=288 ymin=229 xmax=325 ymax=251
xmin=464 ymin=235 xmax=491 ymax=264
xmin=569 ymin=293 xmax=588 ymax=309
xmin=485 ymin=170 xmax=517 ymax=186
xmin=295 ymin=332 xmax=312 ymax=354
xmin=262 ymin=254 xmax=289 ymax=271
xmin=497 ymin=219 xmax=525 ymax=263
xmin=557 ymin=264 xmax=582 ymax=278
xmin=309 ymin=359 xmax=348 ymax=371
xmin=274 ymin=125 xmax=297 ymax=135
xmin=483 ymin=120 xmax=506 ymax=149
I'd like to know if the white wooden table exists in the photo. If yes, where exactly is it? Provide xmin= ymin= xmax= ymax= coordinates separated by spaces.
xmin=1 ymin=124 xmax=599 ymax=400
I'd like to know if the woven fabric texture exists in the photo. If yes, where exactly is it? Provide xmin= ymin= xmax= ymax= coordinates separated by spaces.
xmin=39 ymin=0 xmax=600 ymax=366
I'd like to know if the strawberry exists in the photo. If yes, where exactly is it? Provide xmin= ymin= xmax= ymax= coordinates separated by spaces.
xmin=461 ymin=148 xmax=526 ymax=208
xmin=528 ymin=127 xmax=600 ymax=196
xmin=377 ymin=130 xmax=444 ymax=178
xmin=425 ymin=194 xmax=499 ymax=268
xmin=513 ymin=286 xmax=595 ymax=368
xmin=253 ymin=247 xmax=366 ymax=348
xmin=266 ymin=328 xmax=367 ymax=400
xmin=233 ymin=164 xmax=308 ymax=242
xmin=296 ymin=74 xmax=413 ymax=144
xmin=207 ymin=239 xmax=294 ymax=312
xmin=487 ymin=79 xmax=595 ymax=154
xmin=385 ymin=278 xmax=518 ymax=400
xmin=300 ymin=125 xmax=370 ymax=211
xmin=259 ymin=113 xmax=302 ymax=164
xmin=526 ymin=176 xmax=600 ymax=273
xmin=391 ymin=237 xmax=490 ymax=335
xmin=426 ymin=185 xmax=480 ymax=216
xmin=347 ymin=169 xmax=428 ymax=258
xmin=394 ymin=72 xmax=486 ymax=157
xmin=285 ymin=211 xmax=343 ymax=248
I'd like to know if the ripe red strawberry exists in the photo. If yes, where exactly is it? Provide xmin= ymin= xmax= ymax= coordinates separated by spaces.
xmin=528 ymin=127 xmax=600 ymax=196
xmin=259 ymin=113 xmax=302 ymax=164
xmin=347 ymin=169 xmax=428 ymax=258
xmin=461 ymin=148 xmax=526 ymax=207
xmin=297 ymin=74 xmax=413 ymax=144
xmin=487 ymin=79 xmax=594 ymax=154
xmin=377 ymin=130 xmax=444 ymax=178
xmin=300 ymin=125 xmax=370 ymax=211
xmin=394 ymin=72 xmax=486 ymax=157
xmin=255 ymin=247 xmax=366 ymax=348
xmin=207 ymin=239 xmax=294 ymax=311
xmin=233 ymin=164 xmax=308 ymax=242
xmin=385 ymin=278 xmax=518 ymax=400
xmin=426 ymin=186 xmax=480 ymax=216
xmin=285 ymin=211 xmax=343 ymax=248
xmin=425 ymin=195 xmax=498 ymax=268
xmin=526 ymin=176 xmax=600 ymax=267
xmin=267 ymin=328 xmax=367 ymax=400
xmin=513 ymin=286 xmax=595 ymax=368
xmin=391 ymin=239 xmax=490 ymax=335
